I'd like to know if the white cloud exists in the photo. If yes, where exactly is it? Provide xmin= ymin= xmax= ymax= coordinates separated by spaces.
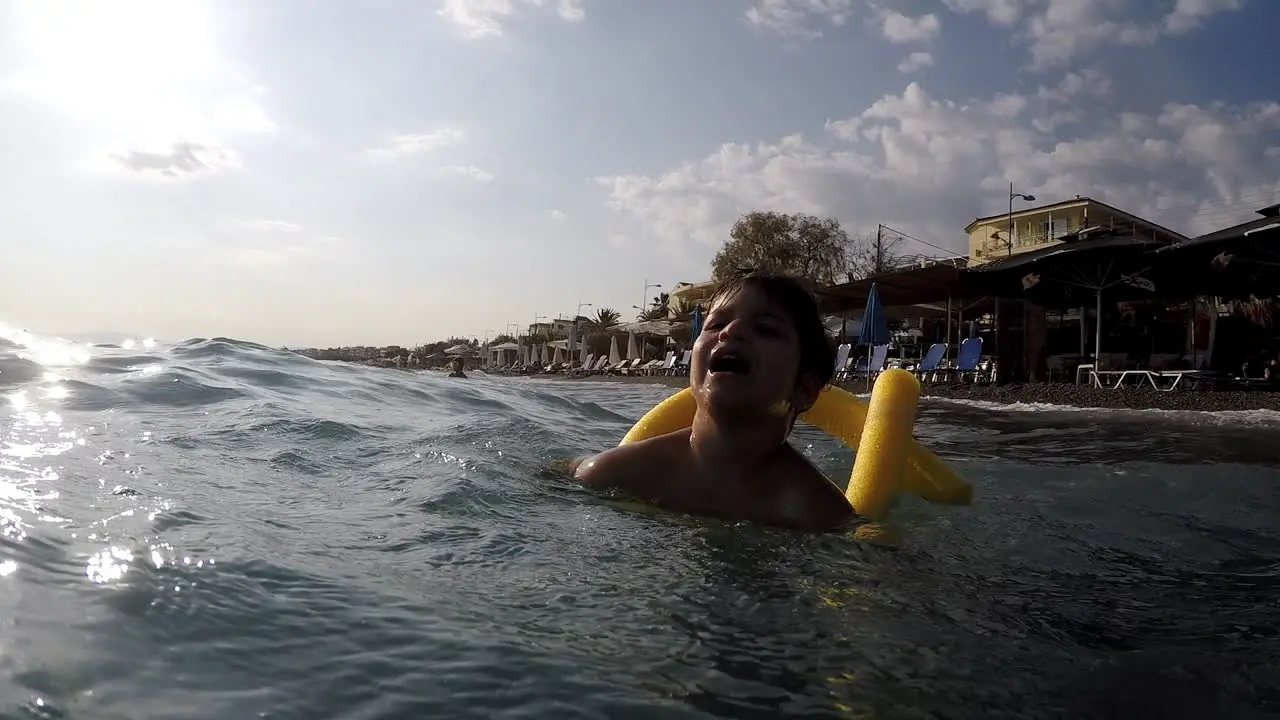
xmin=897 ymin=51 xmax=934 ymax=74
xmin=550 ymin=209 xmax=568 ymax=219
xmin=597 ymin=77 xmax=1280 ymax=261
xmin=943 ymin=0 xmax=1246 ymax=69
xmin=873 ymin=9 xmax=940 ymax=43
xmin=444 ymin=164 xmax=495 ymax=182
xmin=941 ymin=0 xmax=1020 ymax=26
xmin=557 ymin=0 xmax=586 ymax=22
xmin=230 ymin=219 xmax=305 ymax=233
xmin=1164 ymin=0 xmax=1243 ymax=34
xmin=104 ymin=141 xmax=241 ymax=180
xmin=744 ymin=0 xmax=857 ymax=38
xmin=218 ymin=220 xmax=348 ymax=267
xmin=367 ymin=128 xmax=467 ymax=159
xmin=438 ymin=0 xmax=586 ymax=39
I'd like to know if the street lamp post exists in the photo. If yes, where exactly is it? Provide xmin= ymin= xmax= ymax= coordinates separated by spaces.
xmin=1006 ymin=182 xmax=1037 ymax=257
xmin=481 ymin=329 xmax=496 ymax=367
xmin=641 ymin=278 xmax=662 ymax=316
xmin=994 ymin=182 xmax=1038 ymax=384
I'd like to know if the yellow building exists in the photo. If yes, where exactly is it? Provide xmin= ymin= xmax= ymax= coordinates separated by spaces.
xmin=965 ymin=196 xmax=1187 ymax=266
xmin=666 ymin=280 xmax=717 ymax=316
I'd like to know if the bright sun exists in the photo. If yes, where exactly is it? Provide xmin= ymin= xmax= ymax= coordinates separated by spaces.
xmin=4 ymin=0 xmax=266 ymax=148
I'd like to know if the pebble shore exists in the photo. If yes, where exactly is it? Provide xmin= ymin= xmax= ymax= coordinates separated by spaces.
xmin=531 ymin=372 xmax=1280 ymax=412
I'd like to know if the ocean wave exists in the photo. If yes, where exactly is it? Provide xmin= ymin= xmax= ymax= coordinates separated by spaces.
xmin=0 ymin=329 xmax=1276 ymax=717
xmin=928 ymin=396 xmax=1280 ymax=427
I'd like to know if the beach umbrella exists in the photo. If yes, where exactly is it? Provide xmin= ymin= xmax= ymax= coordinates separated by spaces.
xmin=690 ymin=303 xmax=705 ymax=340
xmin=1152 ymin=205 xmax=1280 ymax=299
xmin=858 ymin=283 xmax=890 ymax=390
xmin=969 ymin=231 xmax=1164 ymax=361
xmin=608 ymin=336 xmax=621 ymax=365
xmin=579 ymin=338 xmax=589 ymax=364
xmin=566 ymin=322 xmax=576 ymax=364
xmin=553 ymin=345 xmax=564 ymax=364
xmin=626 ymin=332 xmax=638 ymax=360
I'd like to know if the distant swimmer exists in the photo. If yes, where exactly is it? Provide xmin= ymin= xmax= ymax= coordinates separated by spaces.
xmin=448 ymin=357 xmax=468 ymax=379
xmin=573 ymin=271 xmax=853 ymax=533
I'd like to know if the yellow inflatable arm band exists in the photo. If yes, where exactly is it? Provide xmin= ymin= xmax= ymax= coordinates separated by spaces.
xmin=620 ymin=368 xmax=972 ymax=520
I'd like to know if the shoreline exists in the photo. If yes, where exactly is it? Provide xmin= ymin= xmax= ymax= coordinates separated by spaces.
xmin=524 ymin=372 xmax=1280 ymax=413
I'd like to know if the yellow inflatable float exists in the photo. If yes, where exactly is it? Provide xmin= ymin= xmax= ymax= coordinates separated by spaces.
xmin=620 ymin=368 xmax=972 ymax=520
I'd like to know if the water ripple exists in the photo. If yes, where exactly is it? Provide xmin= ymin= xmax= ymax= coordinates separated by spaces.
xmin=0 ymin=331 xmax=1275 ymax=718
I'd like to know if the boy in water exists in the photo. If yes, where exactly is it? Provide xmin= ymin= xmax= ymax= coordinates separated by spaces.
xmin=448 ymin=357 xmax=468 ymax=378
xmin=574 ymin=272 xmax=855 ymax=532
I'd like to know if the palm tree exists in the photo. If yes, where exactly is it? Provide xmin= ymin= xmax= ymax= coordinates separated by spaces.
xmin=668 ymin=298 xmax=697 ymax=322
xmin=638 ymin=292 xmax=670 ymax=321
xmin=591 ymin=307 xmax=621 ymax=330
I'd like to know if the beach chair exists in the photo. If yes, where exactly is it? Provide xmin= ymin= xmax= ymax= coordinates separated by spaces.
xmin=849 ymin=344 xmax=889 ymax=383
xmin=616 ymin=359 xmax=644 ymax=375
xmin=632 ymin=359 xmax=661 ymax=375
xmin=938 ymin=337 xmax=983 ymax=383
xmin=650 ymin=351 xmax=676 ymax=376
xmin=912 ymin=343 xmax=947 ymax=382
xmin=832 ymin=344 xmax=852 ymax=380
xmin=568 ymin=355 xmax=596 ymax=377
xmin=669 ymin=350 xmax=692 ymax=376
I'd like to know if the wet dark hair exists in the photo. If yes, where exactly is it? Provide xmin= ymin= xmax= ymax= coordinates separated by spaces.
xmin=707 ymin=271 xmax=835 ymax=390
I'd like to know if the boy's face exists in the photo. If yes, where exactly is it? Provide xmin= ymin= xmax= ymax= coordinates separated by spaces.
xmin=691 ymin=285 xmax=812 ymax=418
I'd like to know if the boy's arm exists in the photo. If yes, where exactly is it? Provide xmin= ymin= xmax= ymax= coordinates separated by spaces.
xmin=574 ymin=443 xmax=666 ymax=501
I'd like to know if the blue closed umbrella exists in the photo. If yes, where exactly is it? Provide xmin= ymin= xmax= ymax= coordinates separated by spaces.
xmin=858 ymin=283 xmax=890 ymax=347
xmin=857 ymin=283 xmax=890 ymax=389
xmin=690 ymin=303 xmax=704 ymax=340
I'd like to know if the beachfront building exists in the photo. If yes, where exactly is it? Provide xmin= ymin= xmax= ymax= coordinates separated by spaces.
xmin=526 ymin=317 xmax=590 ymax=340
xmin=965 ymin=196 xmax=1187 ymax=266
xmin=549 ymin=318 xmax=577 ymax=337
xmin=666 ymin=280 xmax=717 ymax=317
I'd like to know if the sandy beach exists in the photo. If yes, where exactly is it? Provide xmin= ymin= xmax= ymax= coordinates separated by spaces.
xmin=532 ymin=371 xmax=1280 ymax=412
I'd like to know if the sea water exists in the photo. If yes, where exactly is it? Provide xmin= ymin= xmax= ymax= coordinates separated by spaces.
xmin=1 ymin=333 xmax=1277 ymax=719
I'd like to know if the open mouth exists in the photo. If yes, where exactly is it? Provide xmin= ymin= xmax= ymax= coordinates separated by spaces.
xmin=708 ymin=352 xmax=750 ymax=375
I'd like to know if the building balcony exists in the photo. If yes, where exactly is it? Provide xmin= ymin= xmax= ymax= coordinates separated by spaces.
xmin=979 ymin=229 xmax=1075 ymax=257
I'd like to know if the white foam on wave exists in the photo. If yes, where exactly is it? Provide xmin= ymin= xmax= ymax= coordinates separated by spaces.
xmin=922 ymin=395 xmax=1280 ymax=428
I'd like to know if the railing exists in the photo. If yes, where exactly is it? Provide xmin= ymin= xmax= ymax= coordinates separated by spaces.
xmin=980 ymin=230 xmax=1068 ymax=256
xmin=979 ymin=218 xmax=1176 ymax=258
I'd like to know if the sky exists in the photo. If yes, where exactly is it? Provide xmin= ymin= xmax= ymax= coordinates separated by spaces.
xmin=1 ymin=0 xmax=1277 ymax=348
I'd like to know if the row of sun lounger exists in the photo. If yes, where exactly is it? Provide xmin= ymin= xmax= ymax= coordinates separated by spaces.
xmin=487 ymin=339 xmax=993 ymax=384
xmin=488 ymin=350 xmax=694 ymax=378
xmin=838 ymin=337 xmax=992 ymax=384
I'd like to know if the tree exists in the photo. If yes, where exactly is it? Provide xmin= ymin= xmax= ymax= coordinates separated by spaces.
xmin=849 ymin=226 xmax=908 ymax=279
xmin=711 ymin=211 xmax=854 ymax=286
xmin=591 ymin=308 xmax=621 ymax=329
xmin=668 ymin=298 xmax=697 ymax=321
xmin=638 ymin=292 xmax=670 ymax=321
xmin=490 ymin=334 xmax=517 ymax=345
